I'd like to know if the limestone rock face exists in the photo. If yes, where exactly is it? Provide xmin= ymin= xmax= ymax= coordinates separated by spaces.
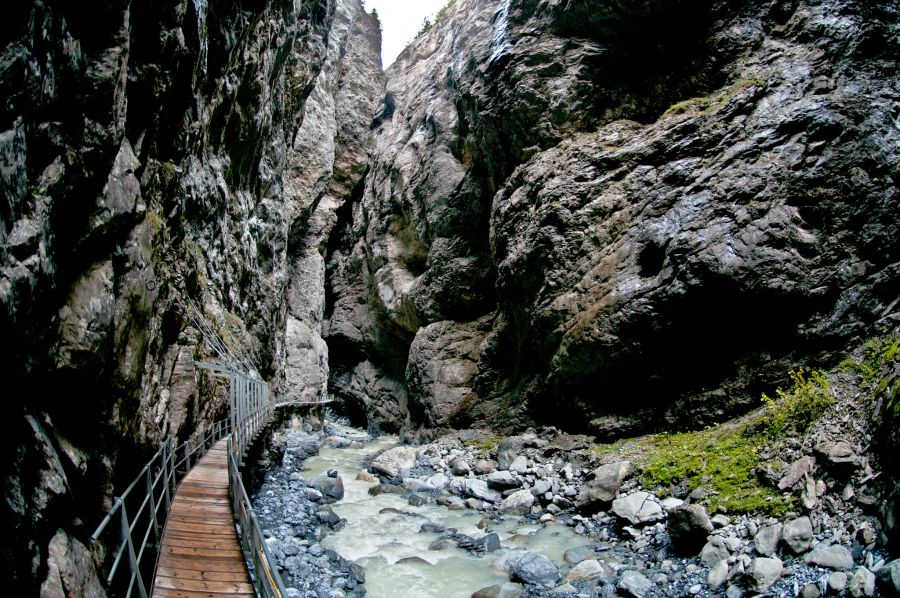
xmin=1 ymin=0 xmax=380 ymax=593
xmin=325 ymin=0 xmax=899 ymax=439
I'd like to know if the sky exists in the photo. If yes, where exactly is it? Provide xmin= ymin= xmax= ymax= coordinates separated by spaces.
xmin=364 ymin=0 xmax=449 ymax=67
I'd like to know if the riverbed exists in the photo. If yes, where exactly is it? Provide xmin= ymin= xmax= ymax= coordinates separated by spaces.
xmin=300 ymin=423 xmax=590 ymax=598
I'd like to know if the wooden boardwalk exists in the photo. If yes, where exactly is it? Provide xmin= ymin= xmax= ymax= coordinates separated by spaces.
xmin=151 ymin=438 xmax=254 ymax=597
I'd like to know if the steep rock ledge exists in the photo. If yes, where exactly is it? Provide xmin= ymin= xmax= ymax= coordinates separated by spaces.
xmin=325 ymin=0 xmax=898 ymax=438
xmin=0 ymin=0 xmax=381 ymax=594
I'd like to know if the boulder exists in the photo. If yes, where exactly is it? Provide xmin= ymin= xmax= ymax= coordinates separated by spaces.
xmin=708 ymin=559 xmax=730 ymax=590
xmin=611 ymin=492 xmax=665 ymax=526
xmin=579 ymin=461 xmax=632 ymax=506
xmin=779 ymin=456 xmax=816 ymax=490
xmin=667 ymin=503 xmax=714 ymax=556
xmin=563 ymin=545 xmax=596 ymax=564
xmin=805 ymin=544 xmax=854 ymax=570
xmin=471 ymin=583 xmax=523 ymax=598
xmin=829 ymin=571 xmax=849 ymax=592
xmin=307 ymin=475 xmax=344 ymax=503
xmin=877 ymin=559 xmax=900 ymax=593
xmin=499 ymin=490 xmax=535 ymax=516
xmin=509 ymin=552 xmax=560 ymax=587
xmin=453 ymin=478 xmax=501 ymax=504
xmin=451 ymin=457 xmax=471 ymax=476
xmin=814 ymin=441 xmax=858 ymax=469
xmin=700 ymin=537 xmax=731 ymax=567
xmin=509 ymin=455 xmax=529 ymax=474
xmin=753 ymin=523 xmax=783 ymax=557
xmin=371 ymin=446 xmax=418 ymax=478
xmin=850 ymin=567 xmax=876 ymax=597
xmin=475 ymin=460 xmax=496 ymax=475
xmin=563 ymin=559 xmax=610 ymax=583
xmin=617 ymin=570 xmax=653 ymax=598
xmin=487 ymin=470 xmax=520 ymax=490
xmin=782 ymin=516 xmax=813 ymax=553
xmin=497 ymin=437 xmax=528 ymax=470
xmin=747 ymin=557 xmax=783 ymax=592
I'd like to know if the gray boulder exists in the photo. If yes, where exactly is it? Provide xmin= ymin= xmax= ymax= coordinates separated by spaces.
xmin=308 ymin=475 xmax=344 ymax=503
xmin=497 ymin=437 xmax=529 ymax=470
xmin=877 ymin=559 xmax=900 ymax=593
xmin=815 ymin=440 xmax=858 ymax=469
xmin=829 ymin=571 xmax=849 ymax=592
xmin=747 ymin=557 xmax=784 ymax=593
xmin=700 ymin=537 xmax=731 ymax=567
xmin=611 ymin=492 xmax=665 ymax=526
xmin=579 ymin=461 xmax=632 ymax=506
xmin=783 ymin=516 xmax=813 ymax=553
xmin=499 ymin=490 xmax=535 ymax=515
xmin=850 ymin=567 xmax=876 ymax=597
xmin=563 ymin=545 xmax=596 ymax=564
xmin=509 ymin=552 xmax=560 ymax=587
xmin=453 ymin=478 xmax=501 ymax=504
xmin=617 ymin=570 xmax=653 ymax=598
xmin=667 ymin=503 xmax=713 ymax=556
xmin=805 ymin=544 xmax=854 ymax=570
xmin=509 ymin=455 xmax=529 ymax=474
xmin=371 ymin=446 xmax=418 ymax=478
xmin=487 ymin=470 xmax=520 ymax=490
xmin=753 ymin=523 xmax=783 ymax=557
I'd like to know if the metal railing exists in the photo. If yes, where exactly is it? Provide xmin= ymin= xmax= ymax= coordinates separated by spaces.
xmin=92 ymin=360 xmax=333 ymax=597
xmin=228 ymin=432 xmax=288 ymax=597
xmin=91 ymin=419 xmax=231 ymax=598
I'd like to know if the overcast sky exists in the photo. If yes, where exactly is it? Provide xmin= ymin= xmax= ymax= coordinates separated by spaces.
xmin=365 ymin=0 xmax=449 ymax=67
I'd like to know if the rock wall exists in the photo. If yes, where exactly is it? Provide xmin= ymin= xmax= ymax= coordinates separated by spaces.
xmin=0 ymin=0 xmax=381 ymax=594
xmin=325 ymin=0 xmax=899 ymax=439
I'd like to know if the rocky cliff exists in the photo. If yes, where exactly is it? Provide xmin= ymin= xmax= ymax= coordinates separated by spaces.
xmin=0 ymin=0 xmax=381 ymax=593
xmin=325 ymin=0 xmax=898 ymax=440
xmin=3 ymin=0 xmax=899 ymax=593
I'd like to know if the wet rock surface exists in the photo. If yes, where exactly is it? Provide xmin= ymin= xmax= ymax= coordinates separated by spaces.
xmin=324 ymin=0 xmax=899 ymax=444
xmin=2 ymin=0 xmax=381 ymax=592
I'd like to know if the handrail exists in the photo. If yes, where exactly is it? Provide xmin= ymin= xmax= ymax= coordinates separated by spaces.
xmin=92 ymin=361 xmax=333 ymax=597
xmin=229 ymin=429 xmax=288 ymax=597
xmin=91 ymin=419 xmax=231 ymax=597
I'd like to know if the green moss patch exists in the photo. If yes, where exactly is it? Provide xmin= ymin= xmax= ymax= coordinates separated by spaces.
xmin=588 ymin=368 xmax=836 ymax=516
xmin=465 ymin=436 xmax=501 ymax=454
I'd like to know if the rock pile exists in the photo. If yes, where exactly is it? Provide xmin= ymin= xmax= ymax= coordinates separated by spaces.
xmin=252 ymin=423 xmax=371 ymax=598
xmin=357 ymin=418 xmax=897 ymax=597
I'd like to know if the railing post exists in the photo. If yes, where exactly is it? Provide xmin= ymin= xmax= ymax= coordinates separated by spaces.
xmin=162 ymin=437 xmax=172 ymax=513
xmin=121 ymin=503 xmax=148 ymax=598
xmin=145 ymin=467 xmax=159 ymax=545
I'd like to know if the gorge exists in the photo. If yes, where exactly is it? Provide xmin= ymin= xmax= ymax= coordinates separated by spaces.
xmin=1 ymin=0 xmax=898 ymax=595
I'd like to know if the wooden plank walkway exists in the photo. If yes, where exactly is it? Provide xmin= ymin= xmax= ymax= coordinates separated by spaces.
xmin=151 ymin=438 xmax=254 ymax=598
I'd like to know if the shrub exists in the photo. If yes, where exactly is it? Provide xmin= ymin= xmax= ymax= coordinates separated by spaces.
xmin=760 ymin=369 xmax=833 ymax=436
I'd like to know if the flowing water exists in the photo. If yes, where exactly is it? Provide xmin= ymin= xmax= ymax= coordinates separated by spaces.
xmin=301 ymin=423 xmax=590 ymax=598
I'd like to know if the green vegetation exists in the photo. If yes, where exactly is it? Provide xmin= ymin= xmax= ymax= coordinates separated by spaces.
xmin=590 ymin=367 xmax=835 ymax=516
xmin=639 ymin=425 xmax=792 ymax=516
xmin=840 ymin=333 xmax=900 ymax=413
xmin=417 ymin=1 xmax=454 ymax=37
xmin=465 ymin=436 xmax=500 ymax=453
xmin=760 ymin=369 xmax=832 ymax=437
xmin=662 ymin=78 xmax=765 ymax=119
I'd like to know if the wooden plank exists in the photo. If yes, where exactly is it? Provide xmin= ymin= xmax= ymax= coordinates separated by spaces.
xmin=154 ymin=575 xmax=254 ymax=593
xmin=156 ymin=555 xmax=245 ymax=573
xmin=151 ymin=438 xmax=252 ymax=598
xmin=153 ymin=589 xmax=254 ymax=598
xmin=156 ymin=566 xmax=249 ymax=583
